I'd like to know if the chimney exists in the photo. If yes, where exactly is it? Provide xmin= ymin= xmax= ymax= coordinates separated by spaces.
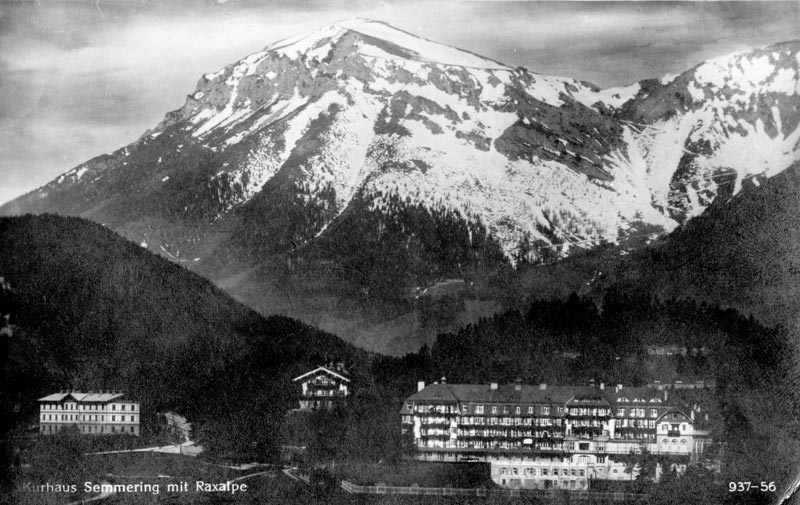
xmin=599 ymin=383 xmax=605 ymax=390
xmin=615 ymin=384 xmax=622 ymax=393
xmin=417 ymin=381 xmax=426 ymax=392
xmin=539 ymin=383 xmax=547 ymax=390
xmin=514 ymin=378 xmax=522 ymax=391
xmin=490 ymin=382 xmax=498 ymax=390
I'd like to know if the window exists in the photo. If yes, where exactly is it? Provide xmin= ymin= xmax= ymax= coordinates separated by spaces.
xmin=579 ymin=442 xmax=589 ymax=451
xmin=542 ymin=406 xmax=550 ymax=415
xmin=491 ymin=406 xmax=497 ymax=414
xmin=476 ymin=405 xmax=484 ymax=414
xmin=616 ymin=408 xmax=624 ymax=416
xmin=515 ymin=406 xmax=521 ymax=415
xmin=528 ymin=406 xmax=534 ymax=414
xmin=597 ymin=456 xmax=605 ymax=463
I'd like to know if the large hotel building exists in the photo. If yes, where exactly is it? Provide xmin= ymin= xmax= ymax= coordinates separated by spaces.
xmin=38 ymin=391 xmax=140 ymax=436
xmin=401 ymin=379 xmax=711 ymax=490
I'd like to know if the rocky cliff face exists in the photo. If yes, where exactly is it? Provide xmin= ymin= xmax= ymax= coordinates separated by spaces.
xmin=3 ymin=19 xmax=799 ymax=353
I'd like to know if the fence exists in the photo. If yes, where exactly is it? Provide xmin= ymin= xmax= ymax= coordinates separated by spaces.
xmin=341 ymin=480 xmax=649 ymax=501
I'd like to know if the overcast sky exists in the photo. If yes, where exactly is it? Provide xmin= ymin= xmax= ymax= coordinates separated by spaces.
xmin=1 ymin=0 xmax=798 ymax=206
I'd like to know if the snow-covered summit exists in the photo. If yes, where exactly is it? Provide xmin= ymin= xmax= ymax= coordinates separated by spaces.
xmin=267 ymin=18 xmax=511 ymax=69
xmin=5 ymin=27 xmax=799 ymax=270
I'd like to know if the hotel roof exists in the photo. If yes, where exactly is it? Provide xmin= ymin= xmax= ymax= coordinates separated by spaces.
xmin=406 ymin=383 xmax=611 ymax=405
xmin=37 ymin=392 xmax=127 ymax=403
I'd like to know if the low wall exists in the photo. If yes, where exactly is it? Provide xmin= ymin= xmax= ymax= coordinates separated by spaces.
xmin=340 ymin=480 xmax=649 ymax=501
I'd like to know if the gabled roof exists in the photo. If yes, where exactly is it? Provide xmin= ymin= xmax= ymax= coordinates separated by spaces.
xmin=293 ymin=366 xmax=351 ymax=383
xmin=656 ymin=408 xmax=692 ymax=423
xmin=38 ymin=392 xmax=71 ymax=402
xmin=37 ymin=392 xmax=126 ymax=403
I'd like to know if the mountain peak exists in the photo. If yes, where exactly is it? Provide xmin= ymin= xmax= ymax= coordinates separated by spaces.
xmin=266 ymin=18 xmax=510 ymax=69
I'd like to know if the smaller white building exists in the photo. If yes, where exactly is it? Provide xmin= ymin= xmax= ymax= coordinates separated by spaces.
xmin=38 ymin=391 xmax=140 ymax=436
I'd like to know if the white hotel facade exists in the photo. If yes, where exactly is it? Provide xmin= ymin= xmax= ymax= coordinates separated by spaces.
xmin=38 ymin=391 xmax=140 ymax=436
xmin=401 ymin=380 xmax=711 ymax=490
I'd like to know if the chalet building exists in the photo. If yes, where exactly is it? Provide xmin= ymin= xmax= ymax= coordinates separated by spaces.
xmin=401 ymin=380 xmax=711 ymax=490
xmin=38 ymin=391 xmax=140 ymax=436
xmin=293 ymin=364 xmax=351 ymax=410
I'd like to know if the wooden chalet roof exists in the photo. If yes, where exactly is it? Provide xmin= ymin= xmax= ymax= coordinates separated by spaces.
xmin=292 ymin=366 xmax=351 ymax=383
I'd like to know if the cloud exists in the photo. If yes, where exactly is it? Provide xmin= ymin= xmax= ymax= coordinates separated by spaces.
xmin=0 ymin=0 xmax=798 ymax=205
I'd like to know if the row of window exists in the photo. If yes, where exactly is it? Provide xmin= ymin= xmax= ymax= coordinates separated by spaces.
xmin=615 ymin=419 xmax=657 ymax=428
xmin=616 ymin=408 xmax=658 ymax=418
xmin=567 ymin=408 xmax=610 ymax=417
xmin=455 ymin=429 xmax=561 ymax=439
xmin=478 ymin=405 xmax=561 ymax=416
xmin=409 ymin=405 xmax=679 ymax=424
xmin=499 ymin=466 xmax=587 ymax=477
xmin=616 ymin=397 xmax=662 ymax=403
xmin=41 ymin=414 xmax=138 ymax=423
xmin=304 ymin=390 xmax=342 ymax=397
xmin=41 ymin=403 xmax=137 ymax=411
xmin=498 ymin=478 xmax=588 ymax=490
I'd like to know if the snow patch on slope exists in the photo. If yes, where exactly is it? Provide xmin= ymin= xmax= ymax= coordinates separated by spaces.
xmin=269 ymin=18 xmax=510 ymax=69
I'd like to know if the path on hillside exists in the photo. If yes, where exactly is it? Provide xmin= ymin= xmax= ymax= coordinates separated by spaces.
xmin=85 ymin=440 xmax=201 ymax=456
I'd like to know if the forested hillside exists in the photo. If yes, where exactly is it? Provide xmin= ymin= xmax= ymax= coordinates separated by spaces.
xmin=0 ymin=214 xmax=367 ymax=494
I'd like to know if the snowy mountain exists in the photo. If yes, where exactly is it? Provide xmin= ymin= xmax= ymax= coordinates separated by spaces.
xmin=2 ymin=20 xmax=799 ymax=353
